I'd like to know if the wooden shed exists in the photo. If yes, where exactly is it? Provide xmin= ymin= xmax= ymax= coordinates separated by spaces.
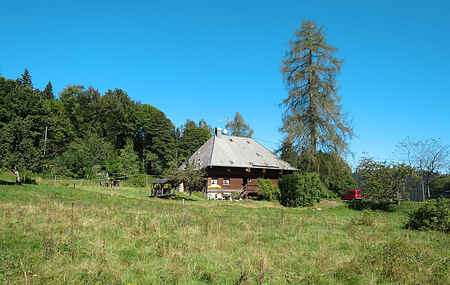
xmin=151 ymin=178 xmax=176 ymax=197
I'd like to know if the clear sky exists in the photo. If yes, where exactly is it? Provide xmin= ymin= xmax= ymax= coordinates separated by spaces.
xmin=1 ymin=0 xmax=449 ymax=167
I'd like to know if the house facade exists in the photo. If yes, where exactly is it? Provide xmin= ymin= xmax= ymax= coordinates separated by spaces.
xmin=188 ymin=129 xmax=296 ymax=198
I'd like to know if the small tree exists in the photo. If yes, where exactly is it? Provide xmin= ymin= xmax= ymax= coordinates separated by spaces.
xmin=164 ymin=158 xmax=206 ymax=197
xmin=356 ymin=158 xmax=416 ymax=204
xmin=257 ymin=178 xmax=281 ymax=201
xmin=225 ymin=112 xmax=254 ymax=137
xmin=396 ymin=137 xmax=449 ymax=199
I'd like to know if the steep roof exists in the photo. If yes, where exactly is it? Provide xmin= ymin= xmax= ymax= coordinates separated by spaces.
xmin=188 ymin=135 xmax=296 ymax=170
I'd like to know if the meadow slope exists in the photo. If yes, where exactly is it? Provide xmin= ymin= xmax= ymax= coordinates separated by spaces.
xmin=0 ymin=183 xmax=449 ymax=284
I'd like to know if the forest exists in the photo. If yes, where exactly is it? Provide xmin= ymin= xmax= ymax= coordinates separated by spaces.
xmin=0 ymin=69 xmax=211 ymax=180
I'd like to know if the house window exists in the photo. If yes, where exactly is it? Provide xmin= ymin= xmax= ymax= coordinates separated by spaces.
xmin=211 ymin=178 xmax=218 ymax=185
xmin=223 ymin=178 xmax=230 ymax=185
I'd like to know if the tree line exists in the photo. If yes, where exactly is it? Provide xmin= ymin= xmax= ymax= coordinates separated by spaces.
xmin=0 ymin=70 xmax=226 ymax=180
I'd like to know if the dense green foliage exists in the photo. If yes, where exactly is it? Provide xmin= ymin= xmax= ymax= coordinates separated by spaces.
xmin=299 ymin=151 xmax=356 ymax=195
xmin=257 ymin=178 xmax=281 ymax=201
xmin=279 ymin=172 xmax=323 ymax=207
xmin=405 ymin=198 xmax=450 ymax=233
xmin=225 ymin=112 xmax=254 ymax=137
xmin=279 ymin=144 xmax=356 ymax=196
xmin=164 ymin=158 xmax=207 ymax=195
xmin=0 ymin=70 xmax=212 ymax=179
xmin=356 ymin=158 xmax=416 ymax=202
xmin=1 ymin=183 xmax=448 ymax=284
xmin=177 ymin=119 xmax=212 ymax=160
xmin=430 ymin=175 xmax=450 ymax=197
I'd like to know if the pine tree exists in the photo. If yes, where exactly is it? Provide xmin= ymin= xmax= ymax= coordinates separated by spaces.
xmin=281 ymin=20 xmax=353 ymax=159
xmin=42 ymin=81 xmax=54 ymax=100
xmin=21 ymin=68 xmax=33 ymax=89
xmin=225 ymin=112 xmax=254 ymax=137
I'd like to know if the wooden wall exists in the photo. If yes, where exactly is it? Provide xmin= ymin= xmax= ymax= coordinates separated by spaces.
xmin=206 ymin=166 xmax=294 ymax=190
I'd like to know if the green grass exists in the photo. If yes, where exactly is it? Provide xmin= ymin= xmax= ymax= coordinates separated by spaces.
xmin=0 ymin=182 xmax=449 ymax=284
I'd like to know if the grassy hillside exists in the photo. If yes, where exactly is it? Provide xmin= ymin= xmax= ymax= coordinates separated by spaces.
xmin=0 ymin=183 xmax=449 ymax=284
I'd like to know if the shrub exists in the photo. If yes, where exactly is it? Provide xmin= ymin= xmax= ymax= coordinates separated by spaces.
xmin=405 ymin=198 xmax=450 ymax=233
xmin=257 ymin=179 xmax=280 ymax=201
xmin=355 ymin=210 xmax=376 ymax=227
xmin=430 ymin=175 xmax=450 ymax=197
xmin=279 ymin=172 xmax=322 ymax=207
xmin=348 ymin=200 xmax=395 ymax=211
xmin=20 ymin=169 xmax=37 ymax=184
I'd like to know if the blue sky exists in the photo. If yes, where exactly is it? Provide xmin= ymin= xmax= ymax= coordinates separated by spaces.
xmin=1 ymin=0 xmax=449 ymax=167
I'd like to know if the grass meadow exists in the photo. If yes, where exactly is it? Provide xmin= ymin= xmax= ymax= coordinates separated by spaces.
xmin=0 ymin=175 xmax=449 ymax=284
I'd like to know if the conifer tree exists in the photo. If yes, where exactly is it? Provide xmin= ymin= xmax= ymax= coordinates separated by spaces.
xmin=225 ymin=112 xmax=254 ymax=137
xmin=42 ymin=81 xmax=54 ymax=100
xmin=281 ymin=20 xmax=353 ymax=161
xmin=21 ymin=68 xmax=33 ymax=89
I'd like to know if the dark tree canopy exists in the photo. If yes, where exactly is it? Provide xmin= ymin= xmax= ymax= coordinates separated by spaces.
xmin=177 ymin=119 xmax=212 ymax=160
xmin=135 ymin=104 xmax=177 ymax=175
xmin=225 ymin=112 xmax=253 ymax=137
xmin=42 ymin=81 xmax=54 ymax=100
xmin=281 ymin=20 xmax=353 ymax=156
xmin=0 ymin=70 xmax=184 ymax=179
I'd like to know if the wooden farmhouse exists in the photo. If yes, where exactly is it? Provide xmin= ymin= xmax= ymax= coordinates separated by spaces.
xmin=188 ymin=128 xmax=296 ymax=199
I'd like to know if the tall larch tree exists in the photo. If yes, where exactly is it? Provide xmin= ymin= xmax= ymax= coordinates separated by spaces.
xmin=281 ymin=20 xmax=353 ymax=170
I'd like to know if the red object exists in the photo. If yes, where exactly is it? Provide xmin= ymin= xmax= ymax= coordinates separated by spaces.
xmin=341 ymin=190 xmax=362 ymax=200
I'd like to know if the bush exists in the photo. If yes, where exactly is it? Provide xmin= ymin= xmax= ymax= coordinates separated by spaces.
xmin=257 ymin=179 xmax=280 ymax=201
xmin=20 ymin=169 xmax=37 ymax=184
xmin=405 ymin=198 xmax=450 ymax=233
xmin=430 ymin=175 xmax=450 ymax=198
xmin=348 ymin=200 xmax=395 ymax=211
xmin=355 ymin=210 xmax=377 ymax=227
xmin=279 ymin=172 xmax=323 ymax=207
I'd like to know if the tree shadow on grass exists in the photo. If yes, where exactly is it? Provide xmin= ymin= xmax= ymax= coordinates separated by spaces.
xmin=0 ymin=178 xmax=37 ymax=185
xmin=0 ymin=180 xmax=18 ymax=185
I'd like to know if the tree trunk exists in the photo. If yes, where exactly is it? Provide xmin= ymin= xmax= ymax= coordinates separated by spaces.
xmin=421 ymin=182 xmax=425 ymax=202
xmin=12 ymin=169 xmax=21 ymax=184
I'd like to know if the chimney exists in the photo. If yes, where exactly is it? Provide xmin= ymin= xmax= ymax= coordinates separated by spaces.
xmin=215 ymin=127 xmax=222 ymax=137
